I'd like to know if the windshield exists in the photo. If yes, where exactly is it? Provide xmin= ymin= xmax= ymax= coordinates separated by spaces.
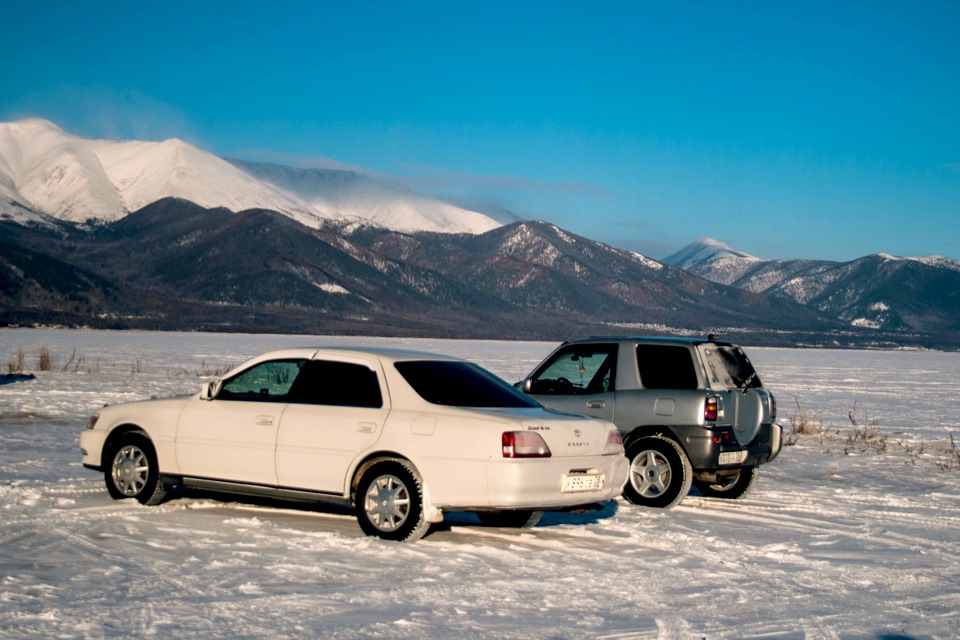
xmin=395 ymin=361 xmax=540 ymax=408
xmin=699 ymin=345 xmax=761 ymax=390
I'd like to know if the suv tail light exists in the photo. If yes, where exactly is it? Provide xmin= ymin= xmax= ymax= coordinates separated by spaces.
xmin=704 ymin=396 xmax=719 ymax=422
xmin=604 ymin=429 xmax=624 ymax=455
xmin=771 ymin=394 xmax=777 ymax=420
xmin=502 ymin=431 xmax=551 ymax=458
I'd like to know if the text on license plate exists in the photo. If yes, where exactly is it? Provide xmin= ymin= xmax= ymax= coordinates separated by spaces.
xmin=719 ymin=450 xmax=747 ymax=465
xmin=561 ymin=473 xmax=605 ymax=492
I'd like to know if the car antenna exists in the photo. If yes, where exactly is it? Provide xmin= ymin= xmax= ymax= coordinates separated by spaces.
xmin=563 ymin=302 xmax=608 ymax=343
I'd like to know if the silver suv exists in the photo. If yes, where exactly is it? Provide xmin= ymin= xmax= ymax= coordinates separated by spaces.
xmin=518 ymin=336 xmax=783 ymax=508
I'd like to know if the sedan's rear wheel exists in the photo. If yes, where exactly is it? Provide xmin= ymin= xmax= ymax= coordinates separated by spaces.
xmin=105 ymin=434 xmax=168 ymax=506
xmin=355 ymin=460 xmax=430 ymax=542
xmin=476 ymin=510 xmax=543 ymax=528
xmin=622 ymin=435 xmax=692 ymax=509
xmin=694 ymin=465 xmax=759 ymax=499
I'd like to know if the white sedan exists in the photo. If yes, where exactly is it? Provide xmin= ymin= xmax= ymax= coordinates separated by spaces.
xmin=81 ymin=347 xmax=629 ymax=541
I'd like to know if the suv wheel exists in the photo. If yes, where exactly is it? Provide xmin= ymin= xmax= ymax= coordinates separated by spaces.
xmin=623 ymin=435 xmax=692 ymax=509
xmin=694 ymin=465 xmax=759 ymax=499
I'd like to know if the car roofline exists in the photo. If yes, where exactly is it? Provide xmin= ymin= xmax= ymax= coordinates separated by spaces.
xmin=267 ymin=346 xmax=466 ymax=363
xmin=562 ymin=335 xmax=734 ymax=347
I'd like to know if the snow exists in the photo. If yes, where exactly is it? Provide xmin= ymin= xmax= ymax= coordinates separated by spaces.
xmin=662 ymin=238 xmax=763 ymax=286
xmin=630 ymin=251 xmax=664 ymax=270
xmin=2 ymin=328 xmax=959 ymax=639
xmin=0 ymin=119 xmax=502 ymax=235
xmin=229 ymin=160 xmax=501 ymax=235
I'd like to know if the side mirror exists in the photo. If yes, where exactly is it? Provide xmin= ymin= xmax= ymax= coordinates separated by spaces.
xmin=200 ymin=381 xmax=221 ymax=400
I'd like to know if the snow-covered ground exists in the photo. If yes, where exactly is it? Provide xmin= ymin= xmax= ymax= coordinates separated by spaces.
xmin=1 ymin=328 xmax=958 ymax=639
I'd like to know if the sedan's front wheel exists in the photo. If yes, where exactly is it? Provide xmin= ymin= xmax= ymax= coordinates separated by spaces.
xmin=105 ymin=434 xmax=168 ymax=506
xmin=622 ymin=435 xmax=692 ymax=509
xmin=355 ymin=460 xmax=431 ymax=542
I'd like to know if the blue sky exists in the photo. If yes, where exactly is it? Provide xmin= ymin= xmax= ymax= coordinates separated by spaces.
xmin=4 ymin=1 xmax=959 ymax=261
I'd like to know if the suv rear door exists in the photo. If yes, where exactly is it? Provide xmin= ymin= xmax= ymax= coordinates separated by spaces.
xmin=696 ymin=344 xmax=767 ymax=445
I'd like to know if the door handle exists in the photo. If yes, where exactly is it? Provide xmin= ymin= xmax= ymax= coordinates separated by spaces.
xmin=586 ymin=401 xmax=605 ymax=409
xmin=357 ymin=422 xmax=377 ymax=433
xmin=255 ymin=415 xmax=275 ymax=426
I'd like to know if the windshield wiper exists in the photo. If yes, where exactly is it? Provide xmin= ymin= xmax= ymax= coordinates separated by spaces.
xmin=740 ymin=371 xmax=756 ymax=394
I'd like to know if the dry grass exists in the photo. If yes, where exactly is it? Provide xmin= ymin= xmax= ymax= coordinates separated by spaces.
xmin=843 ymin=404 xmax=888 ymax=455
xmin=784 ymin=397 xmax=832 ymax=446
xmin=35 ymin=344 xmax=54 ymax=371
xmin=6 ymin=347 xmax=26 ymax=374
xmin=935 ymin=433 xmax=960 ymax=471
xmin=786 ymin=398 xmax=958 ymax=471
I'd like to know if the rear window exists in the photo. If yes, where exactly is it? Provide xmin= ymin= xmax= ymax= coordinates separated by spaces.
xmin=700 ymin=345 xmax=761 ymax=390
xmin=395 ymin=361 xmax=539 ymax=408
xmin=635 ymin=345 xmax=699 ymax=390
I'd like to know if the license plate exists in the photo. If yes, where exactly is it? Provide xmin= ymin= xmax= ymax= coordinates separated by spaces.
xmin=719 ymin=450 xmax=747 ymax=465
xmin=561 ymin=473 xmax=605 ymax=492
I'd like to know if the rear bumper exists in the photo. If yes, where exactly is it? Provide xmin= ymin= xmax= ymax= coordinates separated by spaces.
xmin=488 ymin=454 xmax=629 ymax=509
xmin=473 ymin=454 xmax=629 ymax=510
xmin=679 ymin=421 xmax=783 ymax=470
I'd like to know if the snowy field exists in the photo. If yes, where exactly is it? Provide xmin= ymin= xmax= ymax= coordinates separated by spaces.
xmin=1 ymin=328 xmax=959 ymax=640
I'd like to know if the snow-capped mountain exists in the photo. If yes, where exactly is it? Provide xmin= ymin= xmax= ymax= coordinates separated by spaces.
xmin=0 ymin=119 xmax=501 ymax=234
xmin=2 ymin=198 xmax=842 ymax=343
xmin=662 ymin=237 xmax=763 ymax=285
xmin=665 ymin=238 xmax=960 ymax=334
xmin=227 ymin=159 xmax=500 ymax=234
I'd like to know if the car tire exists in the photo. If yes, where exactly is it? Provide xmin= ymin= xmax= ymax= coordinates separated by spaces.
xmin=476 ymin=510 xmax=544 ymax=528
xmin=105 ymin=434 xmax=168 ymax=506
xmin=694 ymin=465 xmax=759 ymax=499
xmin=623 ymin=435 xmax=692 ymax=509
xmin=355 ymin=460 xmax=431 ymax=542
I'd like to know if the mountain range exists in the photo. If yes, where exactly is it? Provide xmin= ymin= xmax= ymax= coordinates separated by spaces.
xmin=0 ymin=119 xmax=956 ymax=349
xmin=664 ymin=238 xmax=960 ymax=336
xmin=0 ymin=119 xmax=500 ymax=234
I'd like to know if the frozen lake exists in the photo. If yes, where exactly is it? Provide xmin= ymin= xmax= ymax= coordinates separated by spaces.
xmin=2 ymin=328 xmax=959 ymax=639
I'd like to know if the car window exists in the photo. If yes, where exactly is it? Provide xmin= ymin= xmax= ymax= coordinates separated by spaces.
xmin=217 ymin=359 xmax=306 ymax=401
xmin=395 ymin=361 xmax=539 ymax=408
xmin=288 ymin=360 xmax=384 ymax=408
xmin=528 ymin=344 xmax=617 ymax=395
xmin=700 ymin=345 xmax=761 ymax=390
xmin=635 ymin=345 xmax=698 ymax=390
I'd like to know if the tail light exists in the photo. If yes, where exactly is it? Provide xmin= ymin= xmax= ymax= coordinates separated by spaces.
xmin=87 ymin=414 xmax=99 ymax=430
xmin=604 ymin=429 xmax=624 ymax=455
xmin=771 ymin=394 xmax=777 ymax=420
xmin=502 ymin=431 xmax=551 ymax=458
xmin=704 ymin=396 xmax=719 ymax=422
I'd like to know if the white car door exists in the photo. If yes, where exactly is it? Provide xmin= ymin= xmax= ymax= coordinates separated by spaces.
xmin=176 ymin=359 xmax=306 ymax=486
xmin=275 ymin=358 xmax=388 ymax=494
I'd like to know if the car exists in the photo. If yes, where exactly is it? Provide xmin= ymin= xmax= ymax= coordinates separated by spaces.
xmin=517 ymin=336 xmax=783 ymax=508
xmin=81 ymin=347 xmax=629 ymax=542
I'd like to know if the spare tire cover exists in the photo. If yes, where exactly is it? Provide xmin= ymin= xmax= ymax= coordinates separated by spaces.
xmin=734 ymin=389 xmax=764 ymax=443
